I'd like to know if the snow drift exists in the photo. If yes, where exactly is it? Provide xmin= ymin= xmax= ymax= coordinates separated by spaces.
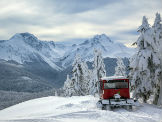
xmin=0 ymin=96 xmax=161 ymax=122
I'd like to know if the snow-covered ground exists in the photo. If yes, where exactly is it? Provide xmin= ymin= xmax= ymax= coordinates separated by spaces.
xmin=0 ymin=96 xmax=161 ymax=122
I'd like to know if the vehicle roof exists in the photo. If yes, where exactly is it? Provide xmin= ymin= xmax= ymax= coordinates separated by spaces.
xmin=101 ymin=76 xmax=127 ymax=81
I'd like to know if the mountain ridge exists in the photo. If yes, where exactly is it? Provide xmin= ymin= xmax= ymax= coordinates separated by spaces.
xmin=0 ymin=32 xmax=134 ymax=70
xmin=0 ymin=33 xmax=132 ymax=90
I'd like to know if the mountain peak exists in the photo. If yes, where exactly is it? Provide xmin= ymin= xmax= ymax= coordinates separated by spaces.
xmin=10 ymin=32 xmax=42 ymax=49
xmin=10 ymin=32 xmax=38 ymax=41
xmin=92 ymin=34 xmax=113 ymax=43
xmin=19 ymin=32 xmax=38 ymax=40
xmin=80 ymin=34 xmax=113 ymax=46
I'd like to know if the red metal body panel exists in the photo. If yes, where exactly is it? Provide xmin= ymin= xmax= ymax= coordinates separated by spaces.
xmin=100 ymin=79 xmax=130 ymax=99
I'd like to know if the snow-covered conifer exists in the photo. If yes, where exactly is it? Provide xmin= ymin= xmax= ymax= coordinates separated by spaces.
xmin=138 ymin=16 xmax=150 ymax=33
xmin=68 ymin=54 xmax=90 ymax=96
xmin=55 ymin=91 xmax=58 ymax=96
xmin=81 ymin=61 xmax=91 ymax=95
xmin=114 ymin=57 xmax=126 ymax=76
xmin=63 ymin=74 xmax=76 ymax=96
xmin=153 ymin=13 xmax=162 ymax=31
xmin=71 ymin=54 xmax=84 ymax=96
xmin=89 ymin=49 xmax=106 ymax=95
xmin=152 ymin=13 xmax=162 ymax=105
xmin=129 ymin=15 xmax=161 ymax=103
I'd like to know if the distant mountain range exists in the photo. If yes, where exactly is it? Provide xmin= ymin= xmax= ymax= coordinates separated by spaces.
xmin=0 ymin=33 xmax=134 ymax=91
xmin=0 ymin=32 xmax=134 ymax=70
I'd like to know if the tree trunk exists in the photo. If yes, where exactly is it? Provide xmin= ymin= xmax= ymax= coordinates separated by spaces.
xmin=157 ymin=78 xmax=162 ymax=105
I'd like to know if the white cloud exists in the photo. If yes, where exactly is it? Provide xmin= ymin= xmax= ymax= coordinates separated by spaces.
xmin=0 ymin=0 xmax=162 ymax=46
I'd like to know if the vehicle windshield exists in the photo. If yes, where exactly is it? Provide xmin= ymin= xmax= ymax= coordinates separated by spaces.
xmin=104 ymin=80 xmax=128 ymax=89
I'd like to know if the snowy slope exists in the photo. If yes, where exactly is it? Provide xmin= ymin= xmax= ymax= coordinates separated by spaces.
xmin=0 ymin=96 xmax=161 ymax=122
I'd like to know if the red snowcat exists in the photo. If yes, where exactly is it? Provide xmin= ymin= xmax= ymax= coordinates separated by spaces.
xmin=96 ymin=76 xmax=137 ymax=110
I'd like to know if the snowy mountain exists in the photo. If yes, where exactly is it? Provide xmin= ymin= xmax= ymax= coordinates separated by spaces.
xmin=0 ymin=33 xmax=134 ymax=69
xmin=60 ymin=34 xmax=134 ymax=68
xmin=0 ymin=33 xmax=133 ymax=90
xmin=0 ymin=32 xmax=63 ymax=71
xmin=0 ymin=96 xmax=161 ymax=122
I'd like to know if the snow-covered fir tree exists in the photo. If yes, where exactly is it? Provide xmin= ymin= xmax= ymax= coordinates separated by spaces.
xmin=152 ymin=13 xmax=162 ymax=105
xmin=63 ymin=74 xmax=76 ymax=96
xmin=81 ymin=61 xmax=91 ymax=95
xmin=55 ymin=91 xmax=58 ymax=96
xmin=63 ymin=55 xmax=90 ymax=96
xmin=114 ymin=57 xmax=126 ymax=76
xmin=89 ymin=49 xmax=106 ymax=95
xmin=129 ymin=15 xmax=162 ymax=103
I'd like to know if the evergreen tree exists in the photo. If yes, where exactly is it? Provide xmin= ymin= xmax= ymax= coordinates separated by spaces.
xmin=63 ymin=74 xmax=76 ymax=96
xmin=55 ymin=91 xmax=58 ymax=96
xmin=129 ymin=16 xmax=161 ymax=103
xmin=63 ymin=55 xmax=90 ymax=96
xmin=153 ymin=13 xmax=162 ymax=32
xmin=152 ymin=13 xmax=162 ymax=105
xmin=114 ymin=57 xmax=126 ymax=76
xmin=89 ymin=49 xmax=106 ymax=95
xmin=71 ymin=54 xmax=85 ymax=96
xmin=71 ymin=54 xmax=82 ymax=95
xmin=81 ymin=61 xmax=91 ymax=95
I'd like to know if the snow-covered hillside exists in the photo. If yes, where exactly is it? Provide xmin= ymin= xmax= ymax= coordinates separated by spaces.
xmin=0 ymin=33 xmax=134 ymax=69
xmin=0 ymin=96 xmax=161 ymax=122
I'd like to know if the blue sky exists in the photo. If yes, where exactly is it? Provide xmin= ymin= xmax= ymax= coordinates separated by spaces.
xmin=0 ymin=0 xmax=162 ymax=47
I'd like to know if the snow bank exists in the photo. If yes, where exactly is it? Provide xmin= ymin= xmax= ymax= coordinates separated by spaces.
xmin=0 ymin=96 xmax=161 ymax=122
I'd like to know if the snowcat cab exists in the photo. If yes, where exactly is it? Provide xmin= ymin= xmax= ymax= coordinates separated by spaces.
xmin=97 ymin=76 xmax=137 ymax=110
